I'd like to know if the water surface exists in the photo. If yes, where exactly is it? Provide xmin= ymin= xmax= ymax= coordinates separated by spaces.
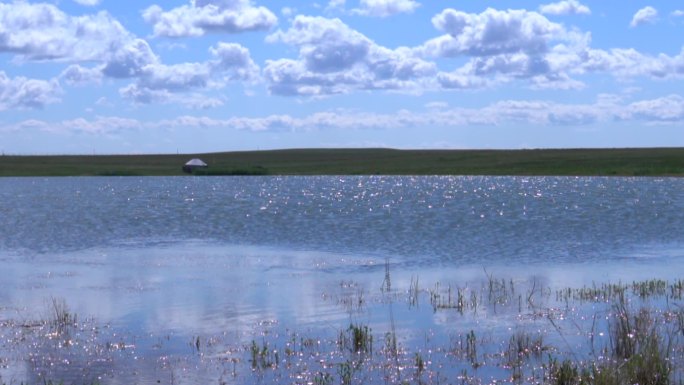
xmin=1 ymin=176 xmax=683 ymax=384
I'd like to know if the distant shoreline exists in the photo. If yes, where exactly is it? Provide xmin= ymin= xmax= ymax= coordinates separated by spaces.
xmin=1 ymin=147 xmax=684 ymax=177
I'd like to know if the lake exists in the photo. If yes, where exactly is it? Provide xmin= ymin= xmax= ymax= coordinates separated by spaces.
xmin=1 ymin=176 xmax=683 ymax=384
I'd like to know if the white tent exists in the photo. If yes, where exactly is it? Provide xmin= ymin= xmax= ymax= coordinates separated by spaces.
xmin=183 ymin=158 xmax=208 ymax=173
xmin=185 ymin=158 xmax=207 ymax=167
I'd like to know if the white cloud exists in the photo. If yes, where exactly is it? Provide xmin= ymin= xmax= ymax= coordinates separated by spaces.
xmin=138 ymin=63 xmax=212 ymax=92
xmin=153 ymin=96 xmax=610 ymax=132
xmin=352 ymin=0 xmax=420 ymax=18
xmin=73 ymin=0 xmax=101 ymax=6
xmin=419 ymin=7 xmax=684 ymax=89
xmin=208 ymin=42 xmax=260 ymax=80
xmin=326 ymin=0 xmax=346 ymax=11
xmin=159 ymin=98 xmax=595 ymax=131
xmin=60 ymin=65 xmax=103 ymax=86
xmin=96 ymin=97 xmax=113 ymax=107
xmin=424 ymin=8 xmax=565 ymax=57
xmin=425 ymin=101 xmax=448 ymax=110
xmin=61 ymin=116 xmax=142 ymax=134
xmin=579 ymin=47 xmax=684 ymax=79
xmin=419 ymin=9 xmax=591 ymax=90
xmin=436 ymin=70 xmax=489 ymax=89
xmin=539 ymin=0 xmax=590 ymax=16
xmin=9 ymin=93 xmax=684 ymax=135
xmin=673 ymin=10 xmax=684 ymax=18
xmin=265 ymin=16 xmax=436 ymax=96
xmin=142 ymin=0 xmax=278 ymax=38
xmin=0 ymin=2 xmax=131 ymax=62
xmin=0 ymin=72 xmax=62 ymax=110
xmin=119 ymin=84 xmax=225 ymax=108
xmin=628 ymin=95 xmax=684 ymax=122
xmin=281 ymin=7 xmax=295 ymax=17
xmin=631 ymin=6 xmax=658 ymax=27
xmin=119 ymin=42 xmax=257 ymax=105
xmin=102 ymin=39 xmax=159 ymax=79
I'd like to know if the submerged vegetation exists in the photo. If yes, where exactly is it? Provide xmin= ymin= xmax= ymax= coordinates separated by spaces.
xmin=3 ymin=273 xmax=684 ymax=384
xmin=2 ymin=147 xmax=684 ymax=176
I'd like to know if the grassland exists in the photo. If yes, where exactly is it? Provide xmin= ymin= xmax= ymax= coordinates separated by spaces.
xmin=1 ymin=147 xmax=684 ymax=176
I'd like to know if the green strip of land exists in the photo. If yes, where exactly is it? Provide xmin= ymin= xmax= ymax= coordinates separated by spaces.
xmin=2 ymin=148 xmax=684 ymax=176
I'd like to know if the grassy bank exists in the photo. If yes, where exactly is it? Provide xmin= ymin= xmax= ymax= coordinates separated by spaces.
xmin=1 ymin=147 xmax=684 ymax=176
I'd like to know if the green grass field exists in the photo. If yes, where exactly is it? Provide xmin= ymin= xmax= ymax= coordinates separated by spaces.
xmin=1 ymin=147 xmax=684 ymax=176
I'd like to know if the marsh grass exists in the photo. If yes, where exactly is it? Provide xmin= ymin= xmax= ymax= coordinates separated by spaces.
xmin=8 ymin=276 xmax=684 ymax=385
xmin=429 ymin=283 xmax=478 ymax=314
xmin=4 ymin=147 xmax=684 ymax=176
xmin=339 ymin=324 xmax=372 ymax=355
xmin=48 ymin=297 xmax=77 ymax=335
xmin=249 ymin=340 xmax=278 ymax=370
xmin=191 ymin=166 xmax=269 ymax=176
xmin=334 ymin=274 xmax=684 ymax=384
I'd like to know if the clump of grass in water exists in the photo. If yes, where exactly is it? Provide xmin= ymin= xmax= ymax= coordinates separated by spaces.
xmin=546 ymin=295 xmax=671 ymax=385
xmin=414 ymin=352 xmax=425 ymax=377
xmin=631 ymin=279 xmax=667 ymax=299
xmin=408 ymin=275 xmax=419 ymax=308
xmin=339 ymin=323 xmax=372 ymax=355
xmin=48 ymin=297 xmax=77 ymax=335
xmin=249 ymin=339 xmax=278 ymax=370
xmin=450 ymin=330 xmax=480 ymax=369
xmin=429 ymin=283 xmax=474 ymax=314
xmin=313 ymin=371 xmax=333 ymax=385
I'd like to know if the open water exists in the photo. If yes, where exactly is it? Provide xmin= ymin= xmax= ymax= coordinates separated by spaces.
xmin=1 ymin=176 xmax=684 ymax=384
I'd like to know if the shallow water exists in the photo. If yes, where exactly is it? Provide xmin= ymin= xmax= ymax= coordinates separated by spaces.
xmin=1 ymin=176 xmax=684 ymax=384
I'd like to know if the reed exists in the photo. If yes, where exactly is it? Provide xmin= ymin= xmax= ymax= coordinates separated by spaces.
xmin=48 ymin=297 xmax=77 ymax=335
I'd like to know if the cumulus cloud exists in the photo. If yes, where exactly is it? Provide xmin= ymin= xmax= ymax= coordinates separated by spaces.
xmin=0 ymin=72 xmax=62 ymax=110
xmin=60 ymin=65 xmax=103 ymax=86
xmin=627 ymin=95 xmax=684 ymax=122
xmin=208 ymin=42 xmax=260 ymax=80
xmin=631 ymin=6 xmax=658 ymax=27
xmin=142 ymin=0 xmax=278 ymax=38
xmin=424 ymin=8 xmax=565 ymax=58
xmin=418 ymin=8 xmax=592 ymax=90
xmin=578 ymin=47 xmax=684 ymax=79
xmin=352 ymin=0 xmax=420 ymax=17
xmin=102 ymin=39 xmax=159 ymax=78
xmin=264 ymin=16 xmax=436 ymax=96
xmin=119 ymin=42 xmax=258 ymax=105
xmin=539 ymin=0 xmax=590 ymax=16
xmin=436 ymin=70 xmax=489 ymax=89
xmin=418 ymin=6 xmax=684 ymax=89
xmin=0 ymin=2 xmax=131 ymax=62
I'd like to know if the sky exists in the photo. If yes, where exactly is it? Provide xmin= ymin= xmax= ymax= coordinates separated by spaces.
xmin=1 ymin=0 xmax=684 ymax=154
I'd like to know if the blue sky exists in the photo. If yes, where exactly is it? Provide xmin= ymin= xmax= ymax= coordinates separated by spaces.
xmin=1 ymin=0 xmax=684 ymax=154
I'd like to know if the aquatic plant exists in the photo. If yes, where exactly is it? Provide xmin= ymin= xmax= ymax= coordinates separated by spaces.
xmin=313 ymin=371 xmax=333 ymax=385
xmin=337 ymin=360 xmax=354 ymax=385
xmin=8 ymin=276 xmax=684 ymax=384
xmin=249 ymin=340 xmax=278 ymax=370
xmin=408 ymin=275 xmax=419 ymax=307
xmin=465 ymin=330 xmax=478 ymax=368
xmin=340 ymin=324 xmax=372 ymax=355
xmin=48 ymin=297 xmax=77 ymax=335
xmin=414 ymin=352 xmax=425 ymax=376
